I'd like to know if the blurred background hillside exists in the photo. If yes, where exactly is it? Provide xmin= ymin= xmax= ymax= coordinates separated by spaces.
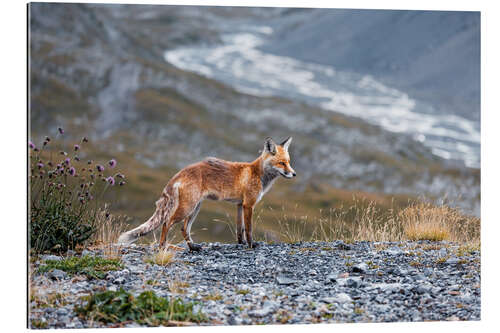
xmin=29 ymin=3 xmax=480 ymax=243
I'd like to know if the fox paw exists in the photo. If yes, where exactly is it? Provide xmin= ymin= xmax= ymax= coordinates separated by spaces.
xmin=248 ymin=242 xmax=259 ymax=249
xmin=188 ymin=243 xmax=202 ymax=252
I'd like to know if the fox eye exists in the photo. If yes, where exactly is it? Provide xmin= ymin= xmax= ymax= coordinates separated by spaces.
xmin=279 ymin=162 xmax=286 ymax=166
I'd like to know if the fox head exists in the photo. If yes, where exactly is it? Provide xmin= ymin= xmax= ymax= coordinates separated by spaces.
xmin=262 ymin=137 xmax=296 ymax=179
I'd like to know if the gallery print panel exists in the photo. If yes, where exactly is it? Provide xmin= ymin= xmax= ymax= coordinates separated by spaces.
xmin=28 ymin=2 xmax=480 ymax=329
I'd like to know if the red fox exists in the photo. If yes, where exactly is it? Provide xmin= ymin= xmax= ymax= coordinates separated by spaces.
xmin=118 ymin=137 xmax=296 ymax=250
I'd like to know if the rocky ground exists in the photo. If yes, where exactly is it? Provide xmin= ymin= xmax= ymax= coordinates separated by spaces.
xmin=29 ymin=241 xmax=480 ymax=328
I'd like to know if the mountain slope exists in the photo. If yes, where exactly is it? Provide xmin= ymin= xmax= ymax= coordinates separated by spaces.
xmin=262 ymin=9 xmax=480 ymax=122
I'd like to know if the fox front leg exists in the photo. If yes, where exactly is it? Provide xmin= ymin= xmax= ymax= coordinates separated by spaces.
xmin=243 ymin=204 xmax=256 ymax=248
xmin=237 ymin=204 xmax=245 ymax=244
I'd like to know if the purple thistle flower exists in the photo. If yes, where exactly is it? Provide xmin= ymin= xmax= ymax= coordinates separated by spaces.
xmin=96 ymin=164 xmax=104 ymax=172
xmin=29 ymin=141 xmax=35 ymax=149
xmin=58 ymin=127 xmax=64 ymax=135
xmin=82 ymin=137 xmax=89 ymax=143
xmin=108 ymin=159 xmax=117 ymax=168
xmin=37 ymin=162 xmax=44 ymax=169
xmin=119 ymin=181 xmax=126 ymax=186
xmin=74 ymin=156 xmax=80 ymax=161
xmin=116 ymin=173 xmax=125 ymax=179
xmin=74 ymin=144 xmax=80 ymax=151
xmin=106 ymin=176 xmax=115 ymax=186
xmin=68 ymin=167 xmax=76 ymax=176
xmin=64 ymin=157 xmax=70 ymax=165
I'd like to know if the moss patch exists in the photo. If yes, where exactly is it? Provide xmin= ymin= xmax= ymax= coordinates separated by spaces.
xmin=75 ymin=288 xmax=207 ymax=325
xmin=38 ymin=255 xmax=123 ymax=279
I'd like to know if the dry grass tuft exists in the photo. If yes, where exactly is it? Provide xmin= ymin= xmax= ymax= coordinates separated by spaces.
xmin=400 ymin=202 xmax=480 ymax=243
xmin=271 ymin=198 xmax=480 ymax=246
xmin=146 ymin=248 xmax=177 ymax=266
xmin=168 ymin=279 xmax=190 ymax=294
xmin=92 ymin=206 xmax=129 ymax=259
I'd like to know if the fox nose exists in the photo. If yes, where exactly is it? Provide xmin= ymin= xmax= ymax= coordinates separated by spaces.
xmin=292 ymin=172 xmax=297 ymax=177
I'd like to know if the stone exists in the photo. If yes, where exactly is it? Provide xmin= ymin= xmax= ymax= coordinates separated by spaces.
xmin=276 ymin=275 xmax=296 ymax=285
xmin=113 ymin=277 xmax=125 ymax=284
xmin=48 ymin=269 xmax=67 ymax=280
xmin=352 ymin=263 xmax=368 ymax=274
xmin=347 ymin=277 xmax=362 ymax=288
xmin=335 ymin=293 xmax=353 ymax=303
xmin=42 ymin=255 xmax=62 ymax=262
xmin=56 ymin=308 xmax=68 ymax=316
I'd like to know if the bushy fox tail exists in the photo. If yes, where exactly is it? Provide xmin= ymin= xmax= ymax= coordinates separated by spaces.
xmin=117 ymin=182 xmax=180 ymax=244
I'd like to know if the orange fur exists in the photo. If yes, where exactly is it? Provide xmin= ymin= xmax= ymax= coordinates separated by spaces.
xmin=118 ymin=137 xmax=295 ymax=250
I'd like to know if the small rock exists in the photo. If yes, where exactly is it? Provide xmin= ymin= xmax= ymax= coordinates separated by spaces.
xmin=413 ymin=274 xmax=425 ymax=281
xmin=276 ymin=275 xmax=296 ymax=285
xmin=335 ymin=293 xmax=353 ymax=303
xmin=347 ymin=277 xmax=361 ymax=288
xmin=352 ymin=263 xmax=368 ymax=274
xmin=249 ymin=306 xmax=275 ymax=317
xmin=48 ymin=269 xmax=67 ymax=280
xmin=415 ymin=284 xmax=432 ymax=294
xmin=113 ymin=277 xmax=125 ymax=284
xmin=56 ymin=308 xmax=68 ymax=316
xmin=383 ymin=247 xmax=403 ymax=256
xmin=438 ymin=248 xmax=448 ymax=256
xmin=446 ymin=258 xmax=459 ymax=265
xmin=41 ymin=255 xmax=62 ymax=262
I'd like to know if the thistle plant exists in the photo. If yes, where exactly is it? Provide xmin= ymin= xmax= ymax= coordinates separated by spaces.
xmin=29 ymin=128 xmax=126 ymax=253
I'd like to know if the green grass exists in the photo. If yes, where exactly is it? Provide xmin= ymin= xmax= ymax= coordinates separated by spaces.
xmin=235 ymin=288 xmax=250 ymax=296
xmin=38 ymin=255 xmax=123 ymax=279
xmin=75 ymin=288 xmax=207 ymax=325
xmin=30 ymin=319 xmax=48 ymax=329
xmin=202 ymin=292 xmax=223 ymax=301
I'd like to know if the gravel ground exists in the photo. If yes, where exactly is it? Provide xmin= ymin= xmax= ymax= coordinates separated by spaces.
xmin=29 ymin=241 xmax=480 ymax=328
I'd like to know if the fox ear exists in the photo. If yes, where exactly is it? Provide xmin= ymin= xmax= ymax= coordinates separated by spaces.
xmin=264 ymin=137 xmax=277 ymax=155
xmin=281 ymin=136 xmax=292 ymax=151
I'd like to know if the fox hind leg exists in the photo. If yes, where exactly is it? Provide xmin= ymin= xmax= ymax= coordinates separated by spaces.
xmin=159 ymin=219 xmax=175 ymax=249
xmin=236 ymin=204 xmax=245 ymax=244
xmin=182 ymin=202 xmax=202 ymax=251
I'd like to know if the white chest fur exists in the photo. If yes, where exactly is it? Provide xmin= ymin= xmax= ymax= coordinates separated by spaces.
xmin=257 ymin=177 xmax=277 ymax=203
